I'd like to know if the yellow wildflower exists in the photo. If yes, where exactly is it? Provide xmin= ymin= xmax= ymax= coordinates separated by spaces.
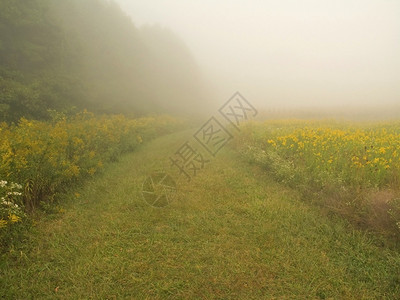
xmin=0 ymin=219 xmax=7 ymax=228
xmin=9 ymin=214 xmax=21 ymax=223
xmin=89 ymin=151 xmax=96 ymax=159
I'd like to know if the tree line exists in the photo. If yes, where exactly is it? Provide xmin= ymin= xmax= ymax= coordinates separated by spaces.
xmin=0 ymin=0 xmax=207 ymax=122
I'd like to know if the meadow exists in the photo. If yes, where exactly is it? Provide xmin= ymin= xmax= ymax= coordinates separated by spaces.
xmin=2 ymin=129 xmax=400 ymax=299
xmin=234 ymin=120 xmax=400 ymax=240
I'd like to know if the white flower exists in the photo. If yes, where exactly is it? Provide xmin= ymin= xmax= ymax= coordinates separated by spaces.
xmin=0 ymin=180 xmax=7 ymax=188
xmin=7 ymin=192 xmax=22 ymax=196
xmin=10 ymin=182 xmax=22 ymax=190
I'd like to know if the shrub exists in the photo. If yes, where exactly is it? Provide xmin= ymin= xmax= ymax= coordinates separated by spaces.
xmin=0 ymin=112 xmax=182 ymax=209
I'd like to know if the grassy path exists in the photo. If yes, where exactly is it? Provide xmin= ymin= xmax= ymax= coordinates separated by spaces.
xmin=1 ymin=130 xmax=400 ymax=299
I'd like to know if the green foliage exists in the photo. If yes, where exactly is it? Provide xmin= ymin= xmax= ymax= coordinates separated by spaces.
xmin=0 ymin=0 xmax=207 ymax=122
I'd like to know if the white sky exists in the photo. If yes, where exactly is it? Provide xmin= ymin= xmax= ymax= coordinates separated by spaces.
xmin=115 ymin=0 xmax=400 ymax=108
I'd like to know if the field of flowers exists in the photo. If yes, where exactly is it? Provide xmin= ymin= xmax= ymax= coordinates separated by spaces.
xmin=0 ymin=112 xmax=182 ymax=244
xmin=234 ymin=120 xmax=400 ymax=237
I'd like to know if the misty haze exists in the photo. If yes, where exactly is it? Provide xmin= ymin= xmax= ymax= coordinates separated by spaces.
xmin=116 ymin=0 xmax=400 ymax=115
xmin=1 ymin=1 xmax=400 ymax=299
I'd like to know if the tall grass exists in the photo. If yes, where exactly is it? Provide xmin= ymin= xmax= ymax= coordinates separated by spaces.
xmin=0 ymin=112 xmax=182 ymax=209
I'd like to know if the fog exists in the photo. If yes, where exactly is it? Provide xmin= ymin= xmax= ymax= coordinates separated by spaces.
xmin=115 ymin=0 xmax=400 ymax=112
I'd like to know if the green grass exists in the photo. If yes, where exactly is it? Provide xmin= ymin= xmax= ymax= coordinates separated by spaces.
xmin=1 ymin=130 xmax=400 ymax=299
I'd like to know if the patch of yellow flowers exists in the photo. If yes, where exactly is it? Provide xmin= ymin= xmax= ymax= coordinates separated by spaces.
xmin=262 ymin=121 xmax=400 ymax=188
xmin=0 ymin=214 xmax=21 ymax=228
xmin=234 ymin=120 xmax=400 ymax=235
xmin=0 ymin=112 xmax=182 ymax=207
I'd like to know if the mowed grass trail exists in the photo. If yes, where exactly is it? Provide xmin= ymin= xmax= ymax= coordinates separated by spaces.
xmin=1 ymin=130 xmax=400 ymax=299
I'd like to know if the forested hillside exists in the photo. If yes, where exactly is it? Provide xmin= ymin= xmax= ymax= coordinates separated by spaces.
xmin=0 ymin=0 xmax=207 ymax=122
